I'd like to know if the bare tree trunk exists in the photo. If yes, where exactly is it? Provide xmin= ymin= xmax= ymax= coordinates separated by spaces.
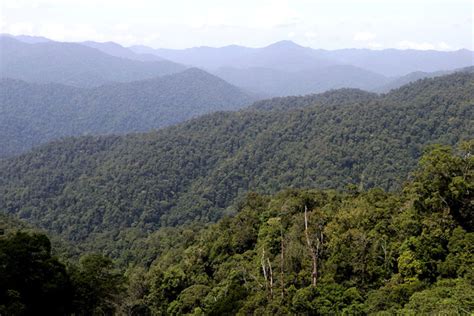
xmin=304 ymin=205 xmax=318 ymax=287
xmin=280 ymin=228 xmax=285 ymax=299
xmin=261 ymin=246 xmax=268 ymax=293
xmin=267 ymin=258 xmax=273 ymax=299
xmin=314 ymin=229 xmax=323 ymax=287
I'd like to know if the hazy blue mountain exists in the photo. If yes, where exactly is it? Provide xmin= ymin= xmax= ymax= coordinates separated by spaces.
xmin=0 ymin=37 xmax=186 ymax=87
xmin=373 ymin=66 xmax=474 ymax=93
xmin=130 ymin=40 xmax=473 ymax=96
xmin=4 ymin=35 xmax=470 ymax=95
xmin=0 ymin=68 xmax=256 ymax=157
xmin=133 ymin=40 xmax=336 ymax=71
xmin=315 ymin=48 xmax=474 ymax=76
xmin=213 ymin=64 xmax=389 ymax=96
xmin=81 ymin=41 xmax=165 ymax=62
xmin=131 ymin=40 xmax=473 ymax=77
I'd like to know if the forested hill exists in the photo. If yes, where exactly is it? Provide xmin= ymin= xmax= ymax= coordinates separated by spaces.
xmin=0 ymin=68 xmax=256 ymax=157
xmin=0 ymin=72 xmax=472 ymax=247
xmin=0 ymin=37 xmax=185 ymax=87
xmin=1 ymin=142 xmax=472 ymax=315
xmin=249 ymin=88 xmax=379 ymax=111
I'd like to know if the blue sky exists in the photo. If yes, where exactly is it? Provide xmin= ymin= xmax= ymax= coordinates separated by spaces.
xmin=1 ymin=0 xmax=472 ymax=50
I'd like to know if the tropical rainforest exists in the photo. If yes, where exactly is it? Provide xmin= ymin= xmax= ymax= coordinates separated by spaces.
xmin=1 ymin=141 xmax=472 ymax=315
xmin=0 ymin=34 xmax=473 ymax=315
xmin=1 ymin=71 xmax=472 ymax=249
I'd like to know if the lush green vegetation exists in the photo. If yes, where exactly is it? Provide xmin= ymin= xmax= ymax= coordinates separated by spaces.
xmin=0 ymin=68 xmax=255 ymax=157
xmin=0 ymin=72 xmax=472 ymax=251
xmin=1 ymin=142 xmax=472 ymax=314
xmin=0 ymin=230 xmax=125 ymax=315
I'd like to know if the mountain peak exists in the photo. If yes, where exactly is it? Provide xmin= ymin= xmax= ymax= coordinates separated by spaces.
xmin=264 ymin=40 xmax=303 ymax=49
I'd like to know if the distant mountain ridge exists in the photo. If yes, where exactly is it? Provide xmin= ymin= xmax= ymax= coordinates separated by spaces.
xmin=0 ymin=68 xmax=256 ymax=157
xmin=0 ymin=37 xmax=186 ymax=87
xmin=80 ymin=40 xmax=166 ymax=62
xmin=2 ymin=34 xmax=473 ymax=97
xmin=0 ymin=33 xmax=52 ymax=43
xmin=129 ymin=40 xmax=474 ymax=96
xmin=213 ymin=64 xmax=390 ymax=97
xmin=130 ymin=40 xmax=474 ymax=76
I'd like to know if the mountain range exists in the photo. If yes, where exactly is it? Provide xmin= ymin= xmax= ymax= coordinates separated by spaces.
xmin=0 ymin=37 xmax=185 ymax=87
xmin=132 ymin=40 xmax=474 ymax=76
xmin=2 ymin=34 xmax=473 ymax=97
xmin=132 ymin=40 xmax=474 ymax=95
xmin=1 ymin=34 xmax=472 ymax=158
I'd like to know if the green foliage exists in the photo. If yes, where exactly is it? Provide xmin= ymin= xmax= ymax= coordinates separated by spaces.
xmin=401 ymin=278 xmax=474 ymax=315
xmin=0 ymin=72 xmax=472 ymax=254
xmin=132 ymin=143 xmax=472 ymax=315
xmin=69 ymin=253 xmax=125 ymax=315
xmin=0 ymin=232 xmax=72 ymax=315
xmin=0 ymin=142 xmax=472 ymax=314
xmin=409 ymin=140 xmax=474 ymax=231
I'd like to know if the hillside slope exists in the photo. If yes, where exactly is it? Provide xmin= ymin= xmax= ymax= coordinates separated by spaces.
xmin=2 ymin=144 xmax=472 ymax=315
xmin=0 ymin=72 xmax=472 ymax=245
xmin=123 ymin=144 xmax=473 ymax=314
xmin=0 ymin=68 xmax=255 ymax=157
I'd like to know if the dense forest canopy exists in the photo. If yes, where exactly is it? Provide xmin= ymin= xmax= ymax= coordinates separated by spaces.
xmin=1 ymin=142 xmax=472 ymax=315
xmin=0 ymin=72 xmax=472 ymax=252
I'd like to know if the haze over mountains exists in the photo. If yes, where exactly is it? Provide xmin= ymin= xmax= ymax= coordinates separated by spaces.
xmin=2 ymin=34 xmax=473 ymax=96
xmin=132 ymin=40 xmax=473 ymax=76
xmin=0 ymin=33 xmax=472 ymax=157
xmin=0 ymin=37 xmax=185 ymax=87
xmin=132 ymin=39 xmax=474 ymax=95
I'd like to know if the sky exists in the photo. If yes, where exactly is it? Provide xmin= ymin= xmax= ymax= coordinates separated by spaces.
xmin=1 ymin=0 xmax=473 ymax=50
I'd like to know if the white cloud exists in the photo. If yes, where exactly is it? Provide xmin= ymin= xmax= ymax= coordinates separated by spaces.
xmin=114 ymin=23 xmax=130 ymax=32
xmin=398 ymin=40 xmax=436 ymax=50
xmin=437 ymin=41 xmax=452 ymax=50
xmin=368 ymin=42 xmax=384 ymax=49
xmin=1 ymin=22 xmax=35 ymax=34
xmin=304 ymin=31 xmax=317 ymax=39
xmin=1 ymin=0 xmax=470 ymax=50
xmin=397 ymin=40 xmax=454 ymax=51
xmin=38 ymin=23 xmax=105 ymax=42
xmin=354 ymin=31 xmax=376 ymax=41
